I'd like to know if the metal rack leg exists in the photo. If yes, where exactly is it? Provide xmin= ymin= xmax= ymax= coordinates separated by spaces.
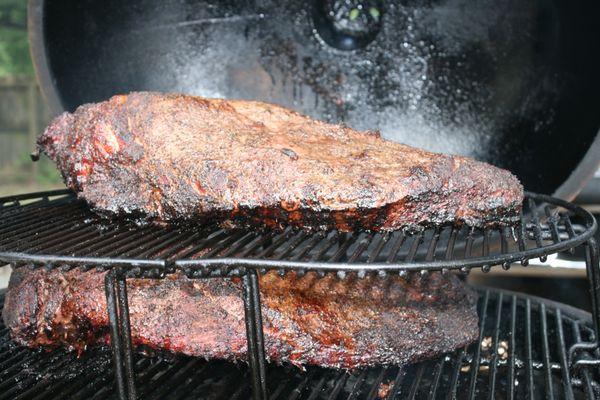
xmin=105 ymin=269 xmax=138 ymax=400
xmin=586 ymin=238 xmax=600 ymax=342
xmin=243 ymin=268 xmax=268 ymax=400
xmin=105 ymin=270 xmax=128 ymax=400
xmin=569 ymin=238 xmax=600 ymax=365
xmin=117 ymin=271 xmax=138 ymax=400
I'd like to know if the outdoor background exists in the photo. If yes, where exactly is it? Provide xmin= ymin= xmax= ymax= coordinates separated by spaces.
xmin=0 ymin=0 xmax=63 ymax=288
xmin=0 ymin=0 xmax=63 ymax=197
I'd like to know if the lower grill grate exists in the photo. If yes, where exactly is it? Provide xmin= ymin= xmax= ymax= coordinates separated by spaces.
xmin=1 ymin=288 xmax=598 ymax=399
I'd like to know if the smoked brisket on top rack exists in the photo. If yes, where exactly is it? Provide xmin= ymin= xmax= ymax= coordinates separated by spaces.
xmin=37 ymin=92 xmax=523 ymax=232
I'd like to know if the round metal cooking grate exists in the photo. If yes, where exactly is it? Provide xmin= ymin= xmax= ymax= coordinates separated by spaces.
xmin=0 ymin=190 xmax=598 ymax=399
xmin=0 ymin=190 xmax=595 ymax=278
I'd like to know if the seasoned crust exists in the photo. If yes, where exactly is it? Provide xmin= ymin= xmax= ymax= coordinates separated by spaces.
xmin=38 ymin=92 xmax=523 ymax=231
xmin=3 ymin=267 xmax=478 ymax=369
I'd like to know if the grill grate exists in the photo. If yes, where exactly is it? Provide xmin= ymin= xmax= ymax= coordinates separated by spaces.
xmin=0 ymin=288 xmax=598 ymax=399
xmin=0 ymin=190 xmax=598 ymax=400
xmin=0 ymin=190 xmax=595 ymax=278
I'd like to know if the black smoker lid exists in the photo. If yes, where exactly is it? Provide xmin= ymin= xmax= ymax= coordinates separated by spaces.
xmin=29 ymin=0 xmax=600 ymax=198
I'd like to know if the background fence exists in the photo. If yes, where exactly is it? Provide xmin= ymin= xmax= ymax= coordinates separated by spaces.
xmin=0 ymin=75 xmax=60 ymax=192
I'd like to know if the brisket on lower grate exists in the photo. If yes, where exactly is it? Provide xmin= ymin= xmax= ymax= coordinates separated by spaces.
xmin=3 ymin=268 xmax=478 ymax=369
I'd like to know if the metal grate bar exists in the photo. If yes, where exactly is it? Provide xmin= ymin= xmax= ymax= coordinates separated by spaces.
xmin=445 ymin=227 xmax=459 ymax=261
xmin=464 ymin=227 xmax=475 ymax=259
xmin=0 ymin=201 xmax=85 ymax=241
xmin=135 ymin=230 xmax=193 ymax=259
xmin=122 ymin=229 xmax=182 ymax=258
xmin=93 ymin=228 xmax=166 ymax=259
xmin=204 ymin=369 xmax=248 ymax=400
xmin=228 ymin=371 xmax=251 ymax=400
xmin=405 ymin=231 xmax=423 ymax=263
xmin=385 ymin=368 xmax=406 ymax=400
xmin=35 ymin=359 xmax=112 ymax=400
xmin=539 ymin=303 xmax=555 ymax=400
xmin=562 ymin=214 xmax=578 ymax=254
xmin=118 ymin=359 xmax=168 ymax=400
xmin=137 ymin=358 xmax=190 ymax=398
xmin=0 ymin=197 xmax=53 ymax=218
xmin=0 ymin=351 xmax=65 ymax=392
xmin=198 ymin=231 xmax=251 ymax=259
xmin=467 ymin=290 xmax=490 ymax=400
xmin=39 ymin=225 xmax=136 ymax=260
xmin=238 ymin=233 xmax=276 ymax=258
xmin=365 ymin=367 xmax=388 ymax=400
xmin=325 ymin=371 xmax=348 ymax=400
xmin=409 ymin=364 xmax=426 ymax=400
xmin=427 ymin=358 xmax=445 ymax=400
xmin=555 ymin=309 xmax=575 ymax=400
xmin=72 ymin=226 xmax=157 ymax=257
xmin=0 ymin=201 xmax=78 ymax=237
xmin=9 ymin=214 xmax=95 ymax=252
xmin=500 ymin=227 xmax=509 ymax=254
xmin=446 ymin=348 xmax=465 ymax=400
xmin=255 ymin=229 xmax=295 ymax=259
xmin=26 ymin=223 xmax=100 ymax=254
xmin=527 ymin=198 xmax=546 ymax=261
xmin=0 ymin=339 xmax=25 ymax=361
xmin=482 ymin=228 xmax=490 ymax=258
xmin=0 ymin=207 xmax=86 ymax=247
xmin=329 ymin=232 xmax=357 ymax=262
xmin=367 ymin=232 xmax=391 ymax=263
xmin=517 ymin=222 xmax=529 ymax=266
xmin=287 ymin=369 xmax=317 ymax=400
xmin=145 ymin=359 xmax=203 ymax=400
xmin=272 ymin=231 xmax=308 ymax=261
xmin=220 ymin=232 xmax=260 ymax=258
xmin=508 ymin=295 xmax=517 ymax=400
xmin=487 ymin=292 xmax=503 ymax=399
xmin=291 ymin=232 xmax=326 ymax=261
xmin=158 ymin=231 xmax=205 ymax=260
xmin=0 ymin=354 xmax=73 ymax=400
xmin=172 ymin=229 xmax=229 ymax=260
xmin=348 ymin=233 xmax=375 ymax=263
xmin=386 ymin=232 xmax=406 ymax=263
xmin=268 ymin=366 xmax=295 ymax=400
xmin=311 ymin=232 xmax=341 ymax=261
xmin=347 ymin=369 xmax=369 ymax=400
xmin=544 ymin=206 xmax=561 ymax=245
xmin=13 ymin=352 xmax=104 ymax=400
xmin=570 ymin=321 xmax=597 ymax=399
xmin=71 ymin=366 xmax=115 ymax=400
xmin=525 ymin=299 xmax=535 ymax=399
xmin=425 ymin=229 xmax=441 ymax=262
xmin=0 ymin=347 xmax=42 ymax=374
xmin=305 ymin=372 xmax=329 ymax=400
xmin=210 ymin=370 xmax=249 ymax=400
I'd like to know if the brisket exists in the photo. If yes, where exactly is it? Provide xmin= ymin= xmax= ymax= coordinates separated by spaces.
xmin=3 ymin=267 xmax=478 ymax=369
xmin=37 ymin=92 xmax=523 ymax=231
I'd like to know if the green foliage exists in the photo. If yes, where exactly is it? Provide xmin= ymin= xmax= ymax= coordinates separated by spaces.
xmin=35 ymin=156 xmax=63 ymax=185
xmin=0 ymin=0 xmax=32 ymax=77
